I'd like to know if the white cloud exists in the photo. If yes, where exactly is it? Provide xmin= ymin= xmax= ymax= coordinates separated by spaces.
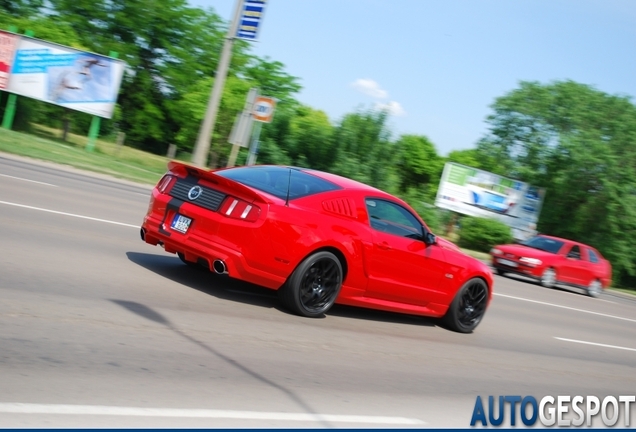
xmin=351 ymin=78 xmax=388 ymax=99
xmin=375 ymin=101 xmax=406 ymax=117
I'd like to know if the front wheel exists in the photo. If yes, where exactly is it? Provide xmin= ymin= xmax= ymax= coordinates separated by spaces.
xmin=279 ymin=251 xmax=343 ymax=318
xmin=540 ymin=267 xmax=557 ymax=288
xmin=587 ymin=279 xmax=602 ymax=298
xmin=442 ymin=278 xmax=489 ymax=333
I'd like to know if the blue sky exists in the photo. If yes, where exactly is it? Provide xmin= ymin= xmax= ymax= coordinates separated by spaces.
xmin=189 ymin=0 xmax=636 ymax=156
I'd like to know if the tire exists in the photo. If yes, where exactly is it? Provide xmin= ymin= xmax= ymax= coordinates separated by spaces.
xmin=587 ymin=279 xmax=602 ymax=298
xmin=540 ymin=267 xmax=557 ymax=288
xmin=494 ymin=267 xmax=504 ymax=276
xmin=279 ymin=251 xmax=343 ymax=318
xmin=442 ymin=278 xmax=489 ymax=333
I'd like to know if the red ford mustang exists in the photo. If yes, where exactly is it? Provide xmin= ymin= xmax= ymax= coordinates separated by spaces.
xmin=141 ymin=162 xmax=493 ymax=332
xmin=490 ymin=234 xmax=612 ymax=297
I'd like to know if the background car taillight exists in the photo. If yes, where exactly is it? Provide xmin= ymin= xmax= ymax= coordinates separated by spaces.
xmin=219 ymin=196 xmax=261 ymax=222
xmin=156 ymin=174 xmax=175 ymax=193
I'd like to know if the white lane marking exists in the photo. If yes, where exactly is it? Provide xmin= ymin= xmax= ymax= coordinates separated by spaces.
xmin=0 ymin=200 xmax=138 ymax=228
xmin=0 ymin=403 xmax=425 ymax=425
xmin=495 ymin=293 xmax=636 ymax=324
xmin=555 ymin=337 xmax=636 ymax=353
xmin=0 ymin=173 xmax=57 ymax=187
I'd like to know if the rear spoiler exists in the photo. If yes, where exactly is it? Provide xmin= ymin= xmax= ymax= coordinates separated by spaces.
xmin=166 ymin=161 xmax=270 ymax=204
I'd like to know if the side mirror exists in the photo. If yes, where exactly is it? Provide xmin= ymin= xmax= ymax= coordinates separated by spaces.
xmin=424 ymin=232 xmax=437 ymax=245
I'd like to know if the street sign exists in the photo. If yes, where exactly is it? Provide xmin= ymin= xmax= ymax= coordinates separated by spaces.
xmin=252 ymin=96 xmax=276 ymax=123
xmin=236 ymin=0 xmax=267 ymax=41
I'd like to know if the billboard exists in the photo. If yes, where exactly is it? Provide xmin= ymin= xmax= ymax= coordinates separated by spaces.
xmin=3 ymin=34 xmax=125 ymax=119
xmin=434 ymin=162 xmax=546 ymax=241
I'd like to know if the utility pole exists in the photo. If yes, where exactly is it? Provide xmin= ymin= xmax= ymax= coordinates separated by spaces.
xmin=191 ymin=0 xmax=245 ymax=167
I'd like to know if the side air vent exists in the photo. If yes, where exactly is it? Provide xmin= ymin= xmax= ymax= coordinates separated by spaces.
xmin=322 ymin=198 xmax=356 ymax=218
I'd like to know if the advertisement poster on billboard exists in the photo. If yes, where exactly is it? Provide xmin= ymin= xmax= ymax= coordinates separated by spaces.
xmin=6 ymin=36 xmax=125 ymax=119
xmin=0 ymin=31 xmax=19 ymax=89
xmin=434 ymin=162 xmax=546 ymax=241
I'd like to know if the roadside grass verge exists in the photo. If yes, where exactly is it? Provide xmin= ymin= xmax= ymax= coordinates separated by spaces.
xmin=608 ymin=286 xmax=636 ymax=297
xmin=0 ymin=125 xmax=168 ymax=184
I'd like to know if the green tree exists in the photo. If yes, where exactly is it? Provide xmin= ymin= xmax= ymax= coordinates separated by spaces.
xmin=0 ymin=0 xmax=42 ymax=16
xmin=446 ymin=149 xmax=481 ymax=169
xmin=330 ymin=109 xmax=400 ymax=193
xmin=283 ymin=106 xmax=335 ymax=170
xmin=394 ymin=134 xmax=443 ymax=198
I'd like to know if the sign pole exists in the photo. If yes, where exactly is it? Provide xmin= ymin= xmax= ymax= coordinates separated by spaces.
xmin=246 ymin=121 xmax=263 ymax=166
xmin=191 ymin=0 xmax=245 ymax=168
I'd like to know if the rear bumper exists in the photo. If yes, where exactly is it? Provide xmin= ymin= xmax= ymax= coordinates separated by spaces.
xmin=141 ymin=214 xmax=286 ymax=290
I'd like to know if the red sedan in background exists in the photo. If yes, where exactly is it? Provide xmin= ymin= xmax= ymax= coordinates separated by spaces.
xmin=141 ymin=161 xmax=494 ymax=333
xmin=490 ymin=234 xmax=612 ymax=297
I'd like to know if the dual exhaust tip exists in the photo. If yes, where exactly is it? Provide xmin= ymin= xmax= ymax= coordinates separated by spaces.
xmin=212 ymin=259 xmax=228 ymax=275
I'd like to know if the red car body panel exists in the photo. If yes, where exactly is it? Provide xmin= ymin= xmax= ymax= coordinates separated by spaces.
xmin=490 ymin=234 xmax=612 ymax=289
xmin=141 ymin=162 xmax=494 ymax=318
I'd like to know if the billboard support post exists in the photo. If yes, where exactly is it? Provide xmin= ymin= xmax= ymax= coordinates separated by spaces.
xmin=1 ymin=94 xmax=17 ymax=130
xmin=86 ymin=116 xmax=101 ymax=152
xmin=85 ymin=51 xmax=118 ymax=152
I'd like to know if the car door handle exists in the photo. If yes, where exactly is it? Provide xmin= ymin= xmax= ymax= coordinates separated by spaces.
xmin=376 ymin=241 xmax=391 ymax=250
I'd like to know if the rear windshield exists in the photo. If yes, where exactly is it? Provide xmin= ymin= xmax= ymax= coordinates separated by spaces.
xmin=216 ymin=166 xmax=341 ymax=200
xmin=521 ymin=236 xmax=565 ymax=254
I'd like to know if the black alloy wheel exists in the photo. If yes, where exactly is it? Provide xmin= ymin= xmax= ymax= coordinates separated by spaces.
xmin=280 ymin=251 xmax=343 ymax=318
xmin=443 ymin=278 xmax=489 ymax=333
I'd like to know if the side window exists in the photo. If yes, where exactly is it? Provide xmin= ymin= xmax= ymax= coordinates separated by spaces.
xmin=365 ymin=198 xmax=423 ymax=239
xmin=588 ymin=248 xmax=599 ymax=263
xmin=567 ymin=245 xmax=581 ymax=260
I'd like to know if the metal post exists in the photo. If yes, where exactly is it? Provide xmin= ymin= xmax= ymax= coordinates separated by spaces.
xmin=86 ymin=116 xmax=101 ymax=152
xmin=1 ymin=94 xmax=17 ymax=130
xmin=246 ymin=121 xmax=263 ymax=166
xmin=191 ymin=0 xmax=245 ymax=168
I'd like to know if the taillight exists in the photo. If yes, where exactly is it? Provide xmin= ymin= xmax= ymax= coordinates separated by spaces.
xmin=219 ymin=197 xmax=261 ymax=222
xmin=157 ymin=174 xmax=175 ymax=193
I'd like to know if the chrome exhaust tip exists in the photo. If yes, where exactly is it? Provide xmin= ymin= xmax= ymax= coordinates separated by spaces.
xmin=213 ymin=259 xmax=228 ymax=275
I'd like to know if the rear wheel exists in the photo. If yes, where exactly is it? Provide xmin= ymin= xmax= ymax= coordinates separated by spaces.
xmin=587 ymin=279 xmax=602 ymax=298
xmin=442 ymin=278 xmax=489 ymax=333
xmin=279 ymin=251 xmax=343 ymax=318
xmin=540 ymin=267 xmax=557 ymax=288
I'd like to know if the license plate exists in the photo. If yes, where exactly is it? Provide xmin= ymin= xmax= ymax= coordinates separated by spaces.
xmin=171 ymin=214 xmax=192 ymax=233
xmin=498 ymin=258 xmax=517 ymax=267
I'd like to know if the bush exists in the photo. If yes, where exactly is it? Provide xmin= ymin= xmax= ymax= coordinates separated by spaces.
xmin=458 ymin=217 xmax=513 ymax=252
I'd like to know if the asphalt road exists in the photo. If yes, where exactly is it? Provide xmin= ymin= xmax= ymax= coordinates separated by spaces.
xmin=1 ymin=154 xmax=635 ymax=428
